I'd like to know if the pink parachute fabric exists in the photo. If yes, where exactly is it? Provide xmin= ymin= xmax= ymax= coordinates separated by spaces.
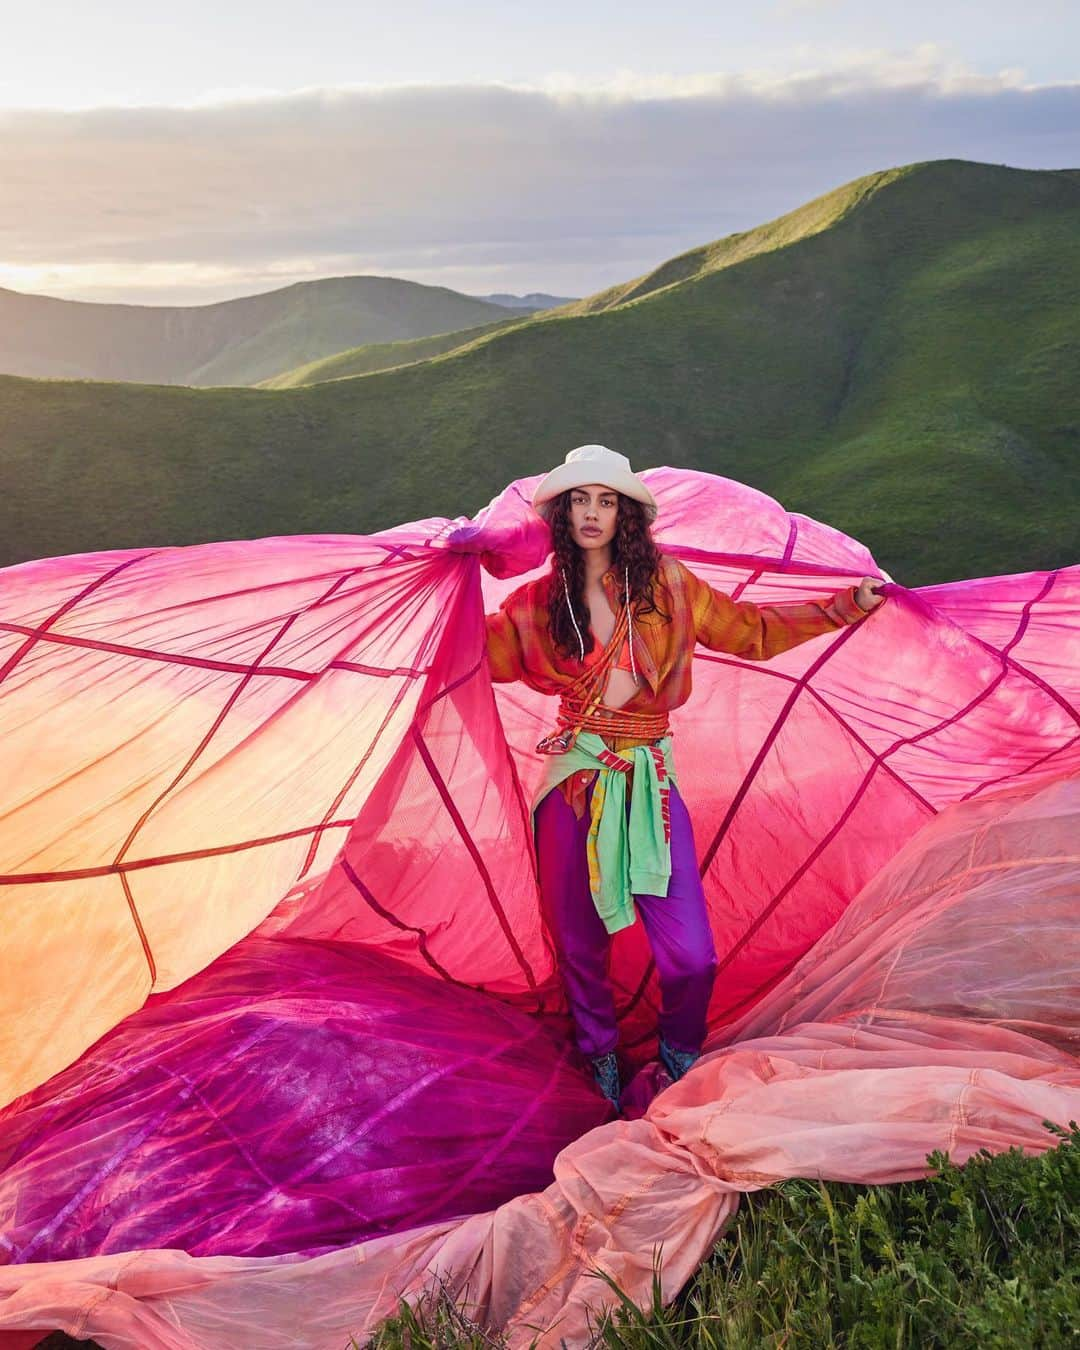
xmin=0 ymin=467 xmax=1077 ymax=1348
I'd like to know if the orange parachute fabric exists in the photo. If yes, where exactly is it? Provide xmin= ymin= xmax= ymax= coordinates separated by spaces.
xmin=0 ymin=466 xmax=1077 ymax=1347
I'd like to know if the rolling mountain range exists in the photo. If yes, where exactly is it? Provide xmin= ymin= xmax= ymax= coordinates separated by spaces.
xmin=1 ymin=158 xmax=1078 ymax=587
xmin=0 ymin=277 xmax=524 ymax=386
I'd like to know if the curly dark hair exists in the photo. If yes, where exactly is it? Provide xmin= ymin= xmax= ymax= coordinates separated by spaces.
xmin=546 ymin=489 xmax=671 ymax=661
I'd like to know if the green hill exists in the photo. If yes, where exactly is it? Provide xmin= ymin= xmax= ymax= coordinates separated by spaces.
xmin=258 ymin=315 xmax=528 ymax=388
xmin=543 ymin=165 xmax=903 ymax=318
xmin=2 ymin=158 xmax=1078 ymax=586
xmin=0 ymin=276 xmax=515 ymax=387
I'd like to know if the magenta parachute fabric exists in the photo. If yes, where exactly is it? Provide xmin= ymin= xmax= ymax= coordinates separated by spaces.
xmin=0 ymin=939 xmax=606 ymax=1264
xmin=0 ymin=466 xmax=1077 ymax=1347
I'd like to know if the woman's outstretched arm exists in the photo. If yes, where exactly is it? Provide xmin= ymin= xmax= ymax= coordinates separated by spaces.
xmin=675 ymin=559 xmax=884 ymax=662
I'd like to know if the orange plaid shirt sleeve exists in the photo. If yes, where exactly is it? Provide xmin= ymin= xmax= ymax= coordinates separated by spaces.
xmin=484 ymin=555 xmax=871 ymax=699
xmin=678 ymin=560 xmax=869 ymax=659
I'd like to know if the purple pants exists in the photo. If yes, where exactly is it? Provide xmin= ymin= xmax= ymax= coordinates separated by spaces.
xmin=535 ymin=777 xmax=718 ymax=1059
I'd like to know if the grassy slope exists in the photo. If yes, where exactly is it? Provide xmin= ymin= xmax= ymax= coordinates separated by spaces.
xmin=2 ymin=159 xmax=1078 ymax=584
xmin=258 ymin=314 xmax=530 ymax=388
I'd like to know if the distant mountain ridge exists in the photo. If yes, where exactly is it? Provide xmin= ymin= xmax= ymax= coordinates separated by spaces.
xmin=475 ymin=292 xmax=577 ymax=310
xmin=0 ymin=276 xmax=517 ymax=387
xmin=2 ymin=158 xmax=1078 ymax=589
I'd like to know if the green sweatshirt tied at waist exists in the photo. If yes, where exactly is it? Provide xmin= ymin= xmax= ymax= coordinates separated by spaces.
xmin=531 ymin=731 xmax=679 ymax=935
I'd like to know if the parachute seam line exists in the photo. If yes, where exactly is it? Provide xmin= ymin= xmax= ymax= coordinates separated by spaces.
xmin=118 ymin=870 xmax=156 ymax=985
xmin=0 ymin=627 xmax=431 ymax=681
xmin=694 ymin=650 xmax=939 ymax=815
xmin=967 ymin=814 xmax=987 ymax=874
xmin=114 ymin=567 xmax=351 ymax=982
xmin=0 ymin=552 xmax=154 ymax=689
xmin=109 ymin=572 xmax=355 ymax=872
xmin=417 ymin=658 xmax=483 ymax=713
xmin=803 ymin=690 xmax=937 ymax=814
xmin=700 ymin=621 xmax=864 ymax=874
xmin=659 ymin=545 xmax=866 ymax=579
xmin=334 ymin=660 xmax=433 ymax=678
xmin=0 ymin=817 xmax=361 ymax=884
xmin=728 ymin=567 xmax=763 ymax=603
xmin=714 ymin=685 xmax=990 ymax=977
xmin=965 ymin=580 xmax=1077 ymax=727
xmin=500 ymin=715 xmax=553 ymax=969
xmin=781 ymin=515 xmax=799 ymax=564
xmin=161 ymin=1067 xmax=285 ymax=1196
xmin=709 ymin=576 xmax=1058 ymax=979
xmin=338 ymin=853 xmax=480 ymax=991
xmin=297 ymin=676 xmax=418 ymax=881
xmin=410 ymin=724 xmax=540 ymax=991
xmin=702 ymin=568 xmax=1060 ymax=874
xmin=958 ymin=730 xmax=1080 ymax=802
xmin=372 ymin=542 xmax=412 ymax=563
xmin=871 ymin=939 xmax=911 ymax=1015
xmin=622 ymin=657 xmax=934 ymax=1029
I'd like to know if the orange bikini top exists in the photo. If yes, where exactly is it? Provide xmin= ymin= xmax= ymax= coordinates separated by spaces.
xmin=536 ymin=598 xmax=667 ymax=754
xmin=582 ymin=631 xmax=634 ymax=674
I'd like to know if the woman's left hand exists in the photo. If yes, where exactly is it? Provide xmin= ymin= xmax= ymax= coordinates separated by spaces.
xmin=855 ymin=577 xmax=887 ymax=612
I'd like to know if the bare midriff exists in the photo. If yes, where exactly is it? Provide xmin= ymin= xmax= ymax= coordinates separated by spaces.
xmin=582 ymin=583 xmax=640 ymax=710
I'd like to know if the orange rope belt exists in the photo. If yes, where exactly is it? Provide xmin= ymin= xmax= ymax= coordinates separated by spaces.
xmin=535 ymin=599 xmax=671 ymax=754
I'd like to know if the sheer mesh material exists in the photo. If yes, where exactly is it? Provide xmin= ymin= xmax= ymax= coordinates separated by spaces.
xmin=0 ymin=468 xmax=1077 ymax=1348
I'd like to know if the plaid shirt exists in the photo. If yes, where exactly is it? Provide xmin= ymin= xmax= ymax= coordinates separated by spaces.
xmin=486 ymin=553 xmax=868 ymax=700
xmin=486 ymin=554 xmax=870 ymax=815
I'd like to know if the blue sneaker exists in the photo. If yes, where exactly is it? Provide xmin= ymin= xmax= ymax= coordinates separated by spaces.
xmin=589 ymin=1051 xmax=621 ymax=1109
xmin=658 ymin=1037 xmax=700 ymax=1083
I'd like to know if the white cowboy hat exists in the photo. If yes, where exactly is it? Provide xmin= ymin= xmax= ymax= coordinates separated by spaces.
xmin=531 ymin=444 xmax=658 ymax=523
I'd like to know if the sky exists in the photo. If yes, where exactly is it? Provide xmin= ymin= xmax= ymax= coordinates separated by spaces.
xmin=2 ymin=1 xmax=1078 ymax=305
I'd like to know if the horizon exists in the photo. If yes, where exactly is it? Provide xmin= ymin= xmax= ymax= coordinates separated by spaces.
xmin=0 ymin=271 xmax=580 ymax=309
xmin=4 ymin=3 xmax=1080 ymax=305
xmin=3 ymin=155 xmax=1077 ymax=311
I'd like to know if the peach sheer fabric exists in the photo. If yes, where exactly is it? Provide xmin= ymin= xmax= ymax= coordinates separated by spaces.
xmin=0 ymin=467 xmax=1077 ymax=1347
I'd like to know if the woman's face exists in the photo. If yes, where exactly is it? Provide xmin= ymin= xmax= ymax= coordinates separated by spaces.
xmin=568 ymin=483 xmax=619 ymax=554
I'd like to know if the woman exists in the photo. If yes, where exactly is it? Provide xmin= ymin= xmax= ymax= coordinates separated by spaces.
xmin=485 ymin=445 xmax=885 ymax=1109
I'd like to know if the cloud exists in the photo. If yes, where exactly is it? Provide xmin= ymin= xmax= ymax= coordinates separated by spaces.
xmin=1 ymin=47 xmax=1078 ymax=305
